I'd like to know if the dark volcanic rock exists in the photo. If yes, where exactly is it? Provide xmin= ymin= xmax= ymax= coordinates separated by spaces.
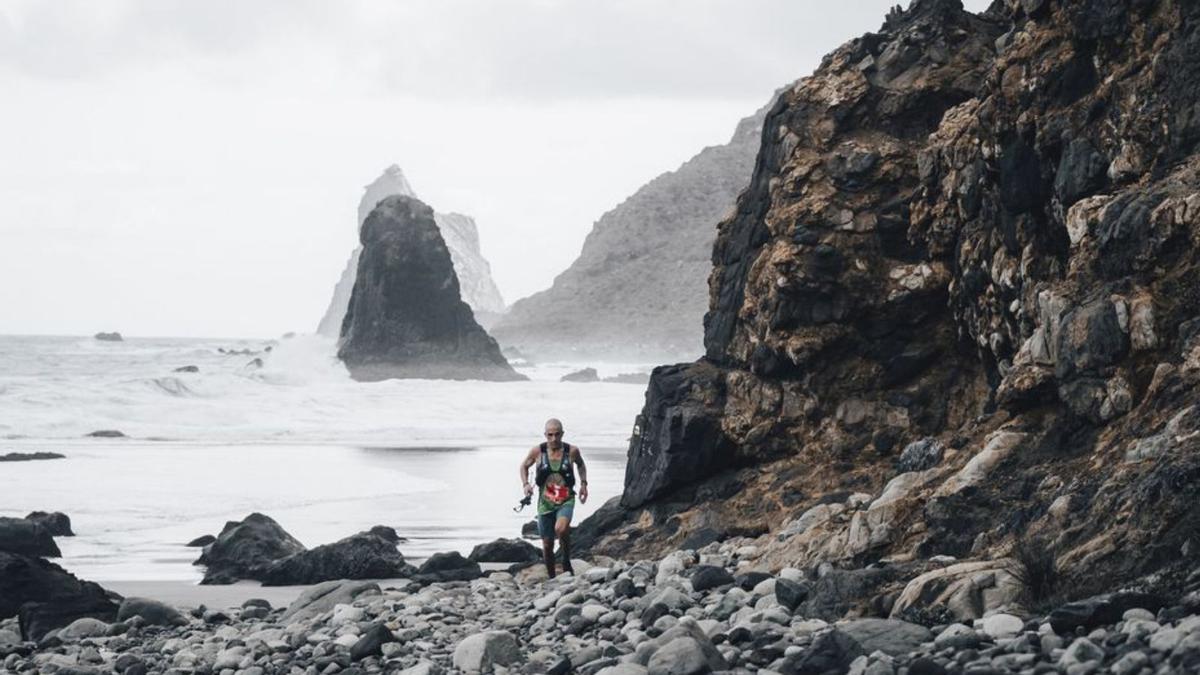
xmin=195 ymin=513 xmax=306 ymax=585
xmin=781 ymin=628 xmax=864 ymax=675
xmin=897 ymin=438 xmax=945 ymax=473
xmin=775 ymin=577 xmax=810 ymax=611
xmin=413 ymin=551 xmax=482 ymax=583
xmin=337 ymin=195 xmax=524 ymax=382
xmin=560 ymin=368 xmax=600 ymax=383
xmin=318 ymin=165 xmax=506 ymax=338
xmin=85 ymin=430 xmax=125 ymax=438
xmin=689 ymin=565 xmax=735 ymax=592
xmin=0 ymin=552 xmax=118 ymax=641
xmin=350 ymin=622 xmax=396 ymax=661
xmin=25 ymin=511 xmax=73 ymax=537
xmin=0 ymin=451 xmax=65 ymax=462
xmin=1048 ymin=592 xmax=1166 ymax=635
xmin=173 ymin=365 xmax=199 ymax=373
xmin=0 ymin=517 xmax=61 ymax=557
xmin=93 ymin=332 xmax=123 ymax=342
xmin=576 ymin=0 xmax=1200 ymax=603
xmin=468 ymin=538 xmax=541 ymax=563
xmin=622 ymin=362 xmax=734 ymax=508
xmin=258 ymin=529 xmax=415 ymax=586
xmin=186 ymin=534 xmax=216 ymax=547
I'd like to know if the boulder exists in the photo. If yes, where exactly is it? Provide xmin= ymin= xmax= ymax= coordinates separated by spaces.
xmin=195 ymin=513 xmax=306 ymax=584
xmin=414 ymin=551 xmax=483 ymax=583
xmin=337 ymin=194 xmax=525 ymax=382
xmin=689 ymin=565 xmax=735 ymax=592
xmin=173 ymin=365 xmax=199 ymax=373
xmin=0 ymin=517 xmax=61 ymax=556
xmin=116 ymin=598 xmax=186 ymax=626
xmin=1 ymin=553 xmax=118 ymax=640
xmin=561 ymin=368 xmax=600 ymax=383
xmin=258 ymin=529 xmax=415 ymax=586
xmin=467 ymin=538 xmax=541 ymax=563
xmin=891 ymin=560 xmax=1023 ymax=621
xmin=775 ymin=577 xmax=810 ymax=611
xmin=799 ymin=568 xmax=896 ymax=620
xmin=1048 ymin=592 xmax=1165 ymax=635
xmin=840 ymin=618 xmax=932 ymax=656
xmin=55 ymin=617 xmax=110 ymax=642
xmin=186 ymin=534 xmax=215 ymax=547
xmin=779 ymin=628 xmax=864 ymax=674
xmin=646 ymin=637 xmax=710 ymax=675
xmin=350 ymin=622 xmax=396 ymax=661
xmin=93 ymin=332 xmax=123 ymax=342
xmin=452 ymin=630 xmax=523 ymax=672
xmin=280 ymin=580 xmax=381 ymax=624
xmin=25 ymin=511 xmax=73 ymax=537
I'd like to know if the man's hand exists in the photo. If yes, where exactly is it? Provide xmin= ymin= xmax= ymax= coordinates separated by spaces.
xmin=523 ymin=483 xmax=533 ymax=497
xmin=579 ymin=484 xmax=589 ymax=504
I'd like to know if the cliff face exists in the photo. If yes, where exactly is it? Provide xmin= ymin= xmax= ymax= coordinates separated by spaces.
xmin=337 ymin=196 xmax=524 ymax=382
xmin=318 ymin=166 xmax=505 ymax=337
xmin=582 ymin=0 xmax=1200 ymax=608
xmin=489 ymin=106 xmax=769 ymax=361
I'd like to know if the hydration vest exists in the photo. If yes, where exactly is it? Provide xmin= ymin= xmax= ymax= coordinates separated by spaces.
xmin=535 ymin=442 xmax=575 ymax=489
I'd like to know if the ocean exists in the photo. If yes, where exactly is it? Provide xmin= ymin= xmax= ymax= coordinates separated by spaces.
xmin=0 ymin=335 xmax=652 ymax=582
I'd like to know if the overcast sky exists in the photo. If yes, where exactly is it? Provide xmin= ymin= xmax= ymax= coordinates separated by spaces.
xmin=0 ymin=0 xmax=990 ymax=338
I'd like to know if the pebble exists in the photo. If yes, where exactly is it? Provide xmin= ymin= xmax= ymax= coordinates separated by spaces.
xmin=1 ymin=546 xmax=1197 ymax=675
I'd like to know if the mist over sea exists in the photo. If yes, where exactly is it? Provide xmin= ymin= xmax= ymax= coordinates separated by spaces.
xmin=0 ymin=335 xmax=650 ymax=581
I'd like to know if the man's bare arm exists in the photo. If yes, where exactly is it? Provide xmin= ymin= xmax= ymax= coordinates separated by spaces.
xmin=572 ymin=446 xmax=589 ymax=502
xmin=519 ymin=447 xmax=539 ymax=496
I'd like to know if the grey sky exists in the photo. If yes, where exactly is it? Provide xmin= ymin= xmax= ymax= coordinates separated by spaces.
xmin=0 ymin=0 xmax=991 ymax=338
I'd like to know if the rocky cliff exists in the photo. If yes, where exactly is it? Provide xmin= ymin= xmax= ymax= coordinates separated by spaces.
xmin=490 ymin=105 xmax=770 ymax=361
xmin=580 ymin=0 xmax=1200 ymax=614
xmin=318 ymin=165 xmax=505 ymax=337
xmin=337 ymin=195 xmax=524 ymax=382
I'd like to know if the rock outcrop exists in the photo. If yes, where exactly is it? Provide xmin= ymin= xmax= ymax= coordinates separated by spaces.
xmin=490 ymin=102 xmax=771 ymax=361
xmin=257 ymin=530 xmax=416 ymax=587
xmin=196 ymin=515 xmax=419 ymax=586
xmin=0 ymin=517 xmax=61 ymax=558
xmin=0 ymin=552 xmax=118 ymax=641
xmin=24 ymin=512 xmax=73 ymax=537
xmin=318 ymin=165 xmax=505 ymax=336
xmin=196 ymin=513 xmax=306 ymax=585
xmin=338 ymin=195 xmax=524 ymax=382
xmin=580 ymin=0 xmax=1200 ymax=604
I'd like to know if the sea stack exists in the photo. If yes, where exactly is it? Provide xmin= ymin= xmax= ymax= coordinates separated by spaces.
xmin=318 ymin=165 xmax=506 ymax=336
xmin=338 ymin=195 xmax=525 ymax=382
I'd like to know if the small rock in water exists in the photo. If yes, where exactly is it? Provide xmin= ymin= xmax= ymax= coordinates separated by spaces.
xmin=85 ymin=429 xmax=126 ymax=438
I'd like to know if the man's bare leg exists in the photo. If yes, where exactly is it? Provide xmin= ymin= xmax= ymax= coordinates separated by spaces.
xmin=555 ymin=516 xmax=573 ymax=574
xmin=541 ymin=536 xmax=556 ymax=578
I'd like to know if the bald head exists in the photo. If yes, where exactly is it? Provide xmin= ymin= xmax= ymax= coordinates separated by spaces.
xmin=544 ymin=418 xmax=564 ymax=448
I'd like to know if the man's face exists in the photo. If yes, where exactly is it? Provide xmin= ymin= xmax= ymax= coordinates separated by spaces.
xmin=545 ymin=425 xmax=564 ymax=449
